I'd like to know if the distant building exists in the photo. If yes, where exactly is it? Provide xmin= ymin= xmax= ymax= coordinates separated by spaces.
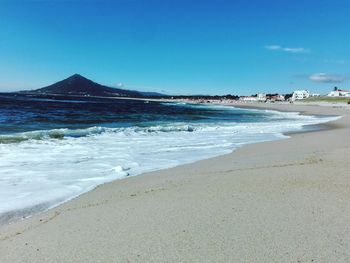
xmin=292 ymin=90 xmax=309 ymax=101
xmin=257 ymin=93 xmax=267 ymax=102
xmin=239 ymin=96 xmax=258 ymax=102
xmin=278 ymin=95 xmax=285 ymax=101
xmin=327 ymin=89 xmax=350 ymax=97
xmin=268 ymin=94 xmax=285 ymax=102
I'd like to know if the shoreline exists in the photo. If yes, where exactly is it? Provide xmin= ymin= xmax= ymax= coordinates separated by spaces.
xmin=1 ymin=103 xmax=350 ymax=262
xmin=231 ymin=102 xmax=347 ymax=130
xmin=0 ymin=103 xmax=337 ymax=226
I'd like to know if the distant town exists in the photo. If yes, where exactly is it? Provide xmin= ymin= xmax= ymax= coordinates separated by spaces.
xmin=164 ymin=87 xmax=350 ymax=104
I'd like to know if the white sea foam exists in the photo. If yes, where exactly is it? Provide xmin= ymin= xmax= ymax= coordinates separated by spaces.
xmin=0 ymin=109 xmax=339 ymax=223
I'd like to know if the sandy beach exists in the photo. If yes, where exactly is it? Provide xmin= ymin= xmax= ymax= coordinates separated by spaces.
xmin=1 ymin=103 xmax=350 ymax=262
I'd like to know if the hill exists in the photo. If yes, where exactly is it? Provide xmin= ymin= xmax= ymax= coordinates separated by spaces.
xmin=26 ymin=74 xmax=146 ymax=97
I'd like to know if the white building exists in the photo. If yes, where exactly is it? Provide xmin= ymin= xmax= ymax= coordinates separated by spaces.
xmin=239 ymin=96 xmax=258 ymax=102
xmin=327 ymin=89 xmax=350 ymax=97
xmin=292 ymin=90 xmax=309 ymax=101
xmin=257 ymin=93 xmax=267 ymax=102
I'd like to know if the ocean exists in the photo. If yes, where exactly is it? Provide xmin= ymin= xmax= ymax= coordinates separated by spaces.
xmin=0 ymin=94 xmax=337 ymax=223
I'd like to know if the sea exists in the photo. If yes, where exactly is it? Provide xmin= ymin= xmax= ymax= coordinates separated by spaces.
xmin=0 ymin=94 xmax=338 ymax=224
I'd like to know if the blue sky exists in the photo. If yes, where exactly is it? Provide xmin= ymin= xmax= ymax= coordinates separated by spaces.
xmin=0 ymin=0 xmax=349 ymax=95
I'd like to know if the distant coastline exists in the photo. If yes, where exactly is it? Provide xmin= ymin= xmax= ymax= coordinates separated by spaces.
xmin=2 ymin=74 xmax=349 ymax=108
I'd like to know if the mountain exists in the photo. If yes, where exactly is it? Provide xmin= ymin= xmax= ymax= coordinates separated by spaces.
xmin=27 ymin=74 xmax=145 ymax=97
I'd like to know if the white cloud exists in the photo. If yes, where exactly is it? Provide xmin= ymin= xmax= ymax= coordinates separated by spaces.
xmin=265 ymin=44 xmax=309 ymax=53
xmin=283 ymin=47 xmax=309 ymax=53
xmin=265 ymin=45 xmax=282 ymax=50
xmin=309 ymin=73 xmax=345 ymax=83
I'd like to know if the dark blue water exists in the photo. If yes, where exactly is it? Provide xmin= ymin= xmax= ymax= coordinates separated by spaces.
xmin=0 ymin=94 xmax=272 ymax=138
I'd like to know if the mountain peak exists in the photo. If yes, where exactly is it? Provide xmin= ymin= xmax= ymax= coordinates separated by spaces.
xmin=71 ymin=73 xmax=83 ymax=77
xmin=66 ymin=74 xmax=89 ymax=81
xmin=71 ymin=73 xmax=84 ymax=78
xmin=31 ymin=74 xmax=143 ymax=97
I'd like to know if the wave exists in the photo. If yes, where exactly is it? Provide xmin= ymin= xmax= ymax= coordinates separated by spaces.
xmin=0 ymin=111 xmax=339 ymax=144
xmin=0 ymin=127 xmax=105 ymax=144
xmin=0 ymin=124 xmax=199 ymax=144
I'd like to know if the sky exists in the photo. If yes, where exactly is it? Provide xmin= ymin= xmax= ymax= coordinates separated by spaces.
xmin=0 ymin=0 xmax=349 ymax=95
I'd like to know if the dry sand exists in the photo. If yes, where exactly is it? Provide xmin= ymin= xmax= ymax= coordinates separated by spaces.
xmin=1 ymin=103 xmax=350 ymax=262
